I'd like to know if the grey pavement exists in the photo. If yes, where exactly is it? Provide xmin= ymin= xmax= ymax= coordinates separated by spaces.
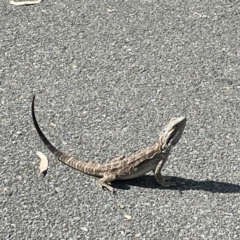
xmin=1 ymin=0 xmax=240 ymax=239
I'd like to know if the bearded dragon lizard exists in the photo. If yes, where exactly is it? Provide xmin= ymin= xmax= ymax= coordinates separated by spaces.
xmin=32 ymin=95 xmax=186 ymax=192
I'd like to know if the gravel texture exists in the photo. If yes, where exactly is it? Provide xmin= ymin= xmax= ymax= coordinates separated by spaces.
xmin=1 ymin=0 xmax=240 ymax=239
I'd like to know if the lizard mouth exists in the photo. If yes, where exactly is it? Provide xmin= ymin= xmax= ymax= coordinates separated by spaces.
xmin=167 ymin=119 xmax=186 ymax=146
xmin=167 ymin=129 xmax=179 ymax=146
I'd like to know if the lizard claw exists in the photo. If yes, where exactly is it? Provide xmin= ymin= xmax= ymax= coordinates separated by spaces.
xmin=163 ymin=177 xmax=176 ymax=186
xmin=98 ymin=180 xmax=115 ymax=193
xmin=156 ymin=176 xmax=176 ymax=187
xmin=160 ymin=181 xmax=176 ymax=187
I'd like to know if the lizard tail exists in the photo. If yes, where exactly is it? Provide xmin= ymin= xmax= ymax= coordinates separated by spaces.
xmin=31 ymin=95 xmax=104 ymax=177
xmin=31 ymin=95 xmax=66 ymax=159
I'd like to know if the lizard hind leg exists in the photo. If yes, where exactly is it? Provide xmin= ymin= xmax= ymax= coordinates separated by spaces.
xmin=98 ymin=174 xmax=117 ymax=193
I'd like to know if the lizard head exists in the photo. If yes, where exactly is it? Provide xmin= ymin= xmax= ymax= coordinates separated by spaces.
xmin=159 ymin=117 xmax=186 ymax=148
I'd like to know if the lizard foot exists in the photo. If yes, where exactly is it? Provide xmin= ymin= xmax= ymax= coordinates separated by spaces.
xmin=160 ymin=181 xmax=176 ymax=187
xmin=163 ymin=177 xmax=176 ymax=186
xmin=98 ymin=180 xmax=115 ymax=193
xmin=156 ymin=176 xmax=176 ymax=187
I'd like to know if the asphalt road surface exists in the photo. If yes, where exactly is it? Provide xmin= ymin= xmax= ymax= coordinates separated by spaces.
xmin=1 ymin=0 xmax=240 ymax=239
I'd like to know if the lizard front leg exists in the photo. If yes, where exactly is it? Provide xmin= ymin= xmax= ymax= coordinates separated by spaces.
xmin=154 ymin=159 xmax=176 ymax=187
xmin=98 ymin=174 xmax=117 ymax=193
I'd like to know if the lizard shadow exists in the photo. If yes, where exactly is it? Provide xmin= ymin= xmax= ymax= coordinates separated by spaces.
xmin=113 ymin=176 xmax=240 ymax=193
